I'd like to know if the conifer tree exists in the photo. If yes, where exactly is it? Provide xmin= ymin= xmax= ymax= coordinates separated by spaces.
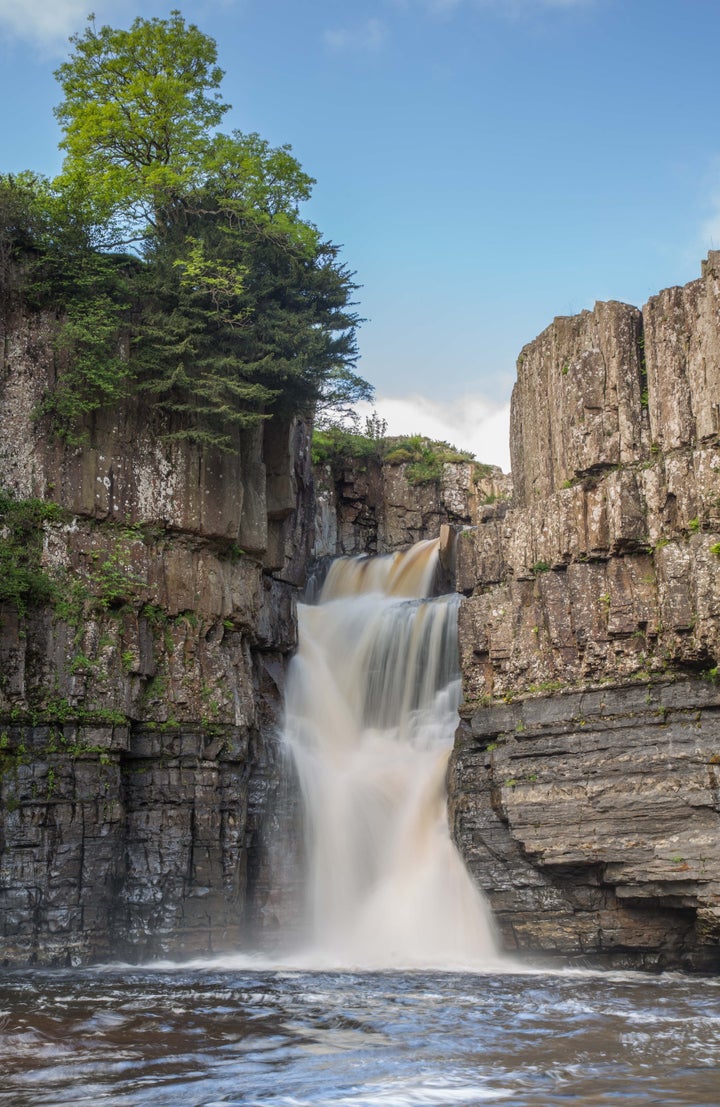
xmin=1 ymin=12 xmax=372 ymax=446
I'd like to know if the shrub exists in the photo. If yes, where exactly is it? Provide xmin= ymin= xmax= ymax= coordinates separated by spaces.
xmin=0 ymin=490 xmax=63 ymax=615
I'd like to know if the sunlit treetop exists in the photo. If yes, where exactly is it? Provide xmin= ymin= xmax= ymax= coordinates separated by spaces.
xmin=0 ymin=10 xmax=371 ymax=445
xmin=53 ymin=10 xmax=230 ymax=238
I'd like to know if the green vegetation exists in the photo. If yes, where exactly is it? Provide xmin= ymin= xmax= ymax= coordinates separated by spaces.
xmin=311 ymin=425 xmax=382 ymax=467
xmin=531 ymin=560 xmax=551 ymax=574
xmin=384 ymin=435 xmax=476 ymax=485
xmin=312 ymin=420 xmax=480 ymax=486
xmin=310 ymin=410 xmax=389 ymax=465
xmin=710 ymin=542 xmax=720 ymax=559
xmin=88 ymin=546 xmax=144 ymax=611
xmin=0 ymin=12 xmax=369 ymax=449
xmin=0 ymin=490 xmax=64 ymax=615
xmin=527 ymin=679 xmax=564 ymax=694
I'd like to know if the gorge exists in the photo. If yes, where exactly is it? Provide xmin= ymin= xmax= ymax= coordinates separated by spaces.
xmin=1 ymin=252 xmax=719 ymax=973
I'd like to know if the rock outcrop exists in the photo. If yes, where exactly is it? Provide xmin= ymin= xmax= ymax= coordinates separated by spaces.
xmin=450 ymin=252 xmax=720 ymax=970
xmin=0 ymin=307 xmax=309 ymax=964
xmin=313 ymin=450 xmax=510 ymax=559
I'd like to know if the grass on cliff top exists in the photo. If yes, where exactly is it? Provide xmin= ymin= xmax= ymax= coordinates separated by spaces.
xmin=311 ymin=427 xmax=490 ymax=485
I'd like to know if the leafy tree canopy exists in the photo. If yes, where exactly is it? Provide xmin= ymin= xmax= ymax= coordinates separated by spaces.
xmin=54 ymin=10 xmax=228 ymax=242
xmin=0 ymin=12 xmax=372 ymax=447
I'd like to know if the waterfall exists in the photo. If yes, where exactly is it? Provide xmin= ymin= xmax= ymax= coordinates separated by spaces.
xmin=283 ymin=537 xmax=500 ymax=970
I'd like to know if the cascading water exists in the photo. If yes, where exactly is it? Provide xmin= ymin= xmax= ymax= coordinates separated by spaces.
xmin=284 ymin=537 xmax=501 ymax=969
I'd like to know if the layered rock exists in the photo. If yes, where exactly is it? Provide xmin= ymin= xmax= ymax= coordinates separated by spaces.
xmin=0 ymin=307 xmax=309 ymax=965
xmin=313 ymin=450 xmax=510 ymax=559
xmin=510 ymin=301 xmax=647 ymax=504
xmin=450 ymin=681 xmax=720 ymax=971
xmin=451 ymin=252 xmax=720 ymax=970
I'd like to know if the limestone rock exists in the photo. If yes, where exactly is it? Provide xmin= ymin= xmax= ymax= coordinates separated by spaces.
xmin=452 ymin=254 xmax=720 ymax=968
xmin=510 ymin=300 xmax=648 ymax=506
xmin=644 ymin=250 xmax=720 ymax=450
xmin=0 ymin=307 xmax=311 ymax=965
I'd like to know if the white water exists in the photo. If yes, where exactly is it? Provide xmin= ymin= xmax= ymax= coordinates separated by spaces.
xmin=283 ymin=538 xmax=501 ymax=970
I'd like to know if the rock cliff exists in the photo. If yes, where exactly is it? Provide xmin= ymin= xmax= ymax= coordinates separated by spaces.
xmin=312 ymin=448 xmax=510 ymax=559
xmin=4 ymin=250 xmax=720 ymax=973
xmin=0 ymin=307 xmax=309 ymax=964
xmin=450 ymin=252 xmax=720 ymax=970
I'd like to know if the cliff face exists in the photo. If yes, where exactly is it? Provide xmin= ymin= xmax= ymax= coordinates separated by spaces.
xmin=4 ymin=254 xmax=720 ymax=972
xmin=450 ymin=252 xmax=720 ymax=970
xmin=0 ymin=308 xmax=309 ymax=964
xmin=313 ymin=452 xmax=510 ymax=559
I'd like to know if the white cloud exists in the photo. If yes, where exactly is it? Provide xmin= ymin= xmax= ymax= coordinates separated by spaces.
xmin=0 ymin=0 xmax=137 ymax=53
xmin=324 ymin=18 xmax=389 ymax=53
xmin=0 ymin=0 xmax=92 ymax=51
xmin=355 ymin=392 xmax=511 ymax=471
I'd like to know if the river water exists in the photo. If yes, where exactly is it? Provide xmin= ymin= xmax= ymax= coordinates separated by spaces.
xmin=2 ymin=543 xmax=719 ymax=1103
xmin=1 ymin=963 xmax=720 ymax=1105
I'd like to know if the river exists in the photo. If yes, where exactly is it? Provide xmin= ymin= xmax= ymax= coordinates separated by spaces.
xmin=1 ymin=963 xmax=719 ymax=1104
xmin=2 ymin=543 xmax=719 ymax=1104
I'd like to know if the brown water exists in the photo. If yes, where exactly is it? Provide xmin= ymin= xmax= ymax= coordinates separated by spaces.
xmin=1 ymin=965 xmax=719 ymax=1105
xmin=284 ymin=540 xmax=499 ymax=969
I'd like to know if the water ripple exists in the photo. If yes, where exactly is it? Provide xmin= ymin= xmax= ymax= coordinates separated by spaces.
xmin=1 ymin=968 xmax=719 ymax=1106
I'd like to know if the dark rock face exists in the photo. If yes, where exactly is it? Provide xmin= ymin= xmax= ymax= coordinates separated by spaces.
xmin=313 ymin=455 xmax=510 ymax=558
xmin=450 ymin=681 xmax=720 ymax=971
xmin=451 ymin=253 xmax=720 ymax=969
xmin=0 ymin=309 xmax=307 ymax=965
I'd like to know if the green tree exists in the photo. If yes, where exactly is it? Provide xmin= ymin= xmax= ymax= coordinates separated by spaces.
xmin=1 ymin=12 xmax=372 ymax=446
xmin=53 ymin=10 xmax=229 ymax=244
xmin=0 ymin=173 xmax=48 ymax=309
xmin=0 ymin=172 xmax=136 ymax=436
xmin=132 ymin=186 xmax=366 ymax=448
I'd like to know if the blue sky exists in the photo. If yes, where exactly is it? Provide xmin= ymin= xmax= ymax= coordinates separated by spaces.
xmin=1 ymin=0 xmax=719 ymax=469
